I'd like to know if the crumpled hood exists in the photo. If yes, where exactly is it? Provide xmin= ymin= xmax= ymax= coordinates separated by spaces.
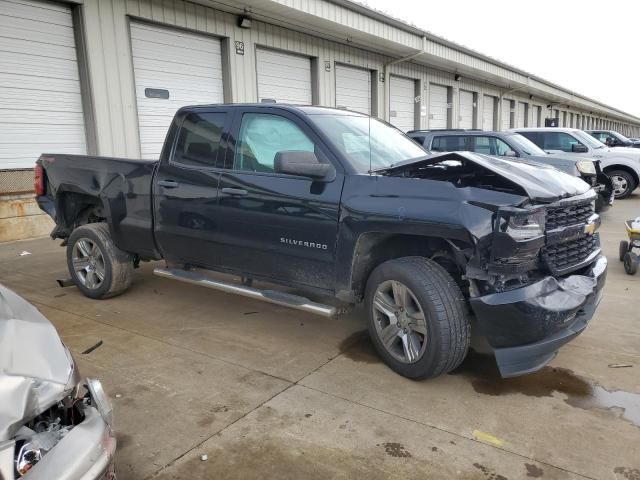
xmin=0 ymin=284 xmax=75 ymax=441
xmin=377 ymin=151 xmax=591 ymax=203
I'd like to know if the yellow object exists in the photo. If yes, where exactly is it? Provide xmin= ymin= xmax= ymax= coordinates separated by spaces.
xmin=625 ymin=219 xmax=640 ymax=241
xmin=472 ymin=430 xmax=505 ymax=447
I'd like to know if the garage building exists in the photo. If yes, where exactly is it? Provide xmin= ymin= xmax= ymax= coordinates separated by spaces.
xmin=2 ymin=0 xmax=640 ymax=241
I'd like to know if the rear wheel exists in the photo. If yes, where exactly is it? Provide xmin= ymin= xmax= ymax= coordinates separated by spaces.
xmin=67 ymin=223 xmax=134 ymax=299
xmin=619 ymin=240 xmax=630 ymax=262
xmin=364 ymin=257 xmax=470 ymax=379
xmin=608 ymin=170 xmax=636 ymax=199
xmin=624 ymin=252 xmax=638 ymax=275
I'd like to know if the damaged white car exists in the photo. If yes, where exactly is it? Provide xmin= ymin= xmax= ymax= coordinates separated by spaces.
xmin=0 ymin=284 xmax=116 ymax=479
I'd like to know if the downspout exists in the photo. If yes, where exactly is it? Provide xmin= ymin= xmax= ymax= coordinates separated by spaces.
xmin=499 ymin=77 xmax=531 ymax=129
xmin=383 ymin=36 xmax=427 ymax=121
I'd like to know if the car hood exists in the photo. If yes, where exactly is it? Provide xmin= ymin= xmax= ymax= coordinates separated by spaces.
xmin=530 ymin=152 xmax=592 ymax=164
xmin=0 ymin=284 xmax=76 ymax=441
xmin=374 ymin=151 xmax=591 ymax=203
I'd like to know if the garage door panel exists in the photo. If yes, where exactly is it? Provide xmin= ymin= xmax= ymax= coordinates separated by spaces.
xmin=0 ymin=0 xmax=73 ymax=26
xmin=0 ymin=15 xmax=75 ymax=45
xmin=389 ymin=76 xmax=415 ymax=132
xmin=1 ymin=54 xmax=80 ymax=81
xmin=482 ymin=95 xmax=495 ymax=130
xmin=131 ymin=21 xmax=224 ymax=159
xmin=0 ymin=0 xmax=86 ymax=169
xmin=335 ymin=65 xmax=370 ymax=114
xmin=257 ymin=49 xmax=312 ymax=105
xmin=429 ymin=84 xmax=448 ymax=129
xmin=459 ymin=90 xmax=474 ymax=129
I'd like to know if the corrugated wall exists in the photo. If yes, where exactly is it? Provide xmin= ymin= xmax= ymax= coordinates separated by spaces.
xmin=77 ymin=0 xmax=640 ymax=159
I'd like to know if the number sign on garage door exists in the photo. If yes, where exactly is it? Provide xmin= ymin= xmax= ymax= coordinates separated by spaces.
xmin=335 ymin=64 xmax=371 ymax=114
xmin=483 ymin=96 xmax=496 ymax=130
xmin=0 ymin=0 xmax=87 ymax=169
xmin=429 ymin=84 xmax=449 ymax=130
xmin=130 ymin=22 xmax=224 ymax=159
xmin=256 ymin=49 xmax=312 ymax=105
xmin=459 ymin=90 xmax=475 ymax=129
xmin=389 ymin=76 xmax=416 ymax=132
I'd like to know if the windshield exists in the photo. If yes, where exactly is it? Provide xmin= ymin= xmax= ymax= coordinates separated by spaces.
xmin=611 ymin=131 xmax=631 ymax=142
xmin=312 ymin=115 xmax=428 ymax=172
xmin=573 ymin=130 xmax=606 ymax=149
xmin=507 ymin=134 xmax=547 ymax=156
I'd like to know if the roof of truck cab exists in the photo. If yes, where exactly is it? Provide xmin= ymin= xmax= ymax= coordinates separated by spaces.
xmin=407 ymin=130 xmax=519 ymax=137
xmin=178 ymin=104 xmax=368 ymax=116
xmin=509 ymin=127 xmax=581 ymax=133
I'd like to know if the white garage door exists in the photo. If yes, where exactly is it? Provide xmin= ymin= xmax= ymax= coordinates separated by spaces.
xmin=533 ymin=106 xmax=542 ymax=127
xmin=130 ymin=22 xmax=224 ymax=160
xmin=517 ymin=102 xmax=527 ymax=127
xmin=459 ymin=90 xmax=474 ymax=129
xmin=256 ymin=49 xmax=312 ymax=105
xmin=429 ymin=84 xmax=449 ymax=130
xmin=335 ymin=65 xmax=371 ymax=114
xmin=389 ymin=76 xmax=416 ymax=132
xmin=501 ymin=100 xmax=513 ymax=130
xmin=0 ymin=0 xmax=86 ymax=169
xmin=482 ymin=96 xmax=495 ymax=130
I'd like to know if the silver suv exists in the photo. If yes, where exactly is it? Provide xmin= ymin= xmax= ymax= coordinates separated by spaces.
xmin=512 ymin=127 xmax=640 ymax=199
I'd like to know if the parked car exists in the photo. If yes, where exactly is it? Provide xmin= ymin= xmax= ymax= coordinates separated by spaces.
xmin=0 ymin=284 xmax=116 ymax=479
xmin=36 ymin=105 xmax=607 ymax=380
xmin=513 ymin=127 xmax=640 ymax=199
xmin=407 ymin=129 xmax=613 ymax=211
xmin=586 ymin=130 xmax=640 ymax=149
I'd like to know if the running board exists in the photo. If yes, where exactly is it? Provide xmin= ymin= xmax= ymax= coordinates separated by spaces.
xmin=153 ymin=267 xmax=337 ymax=318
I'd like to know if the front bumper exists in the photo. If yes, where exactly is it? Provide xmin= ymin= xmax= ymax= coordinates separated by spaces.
xmin=24 ymin=407 xmax=116 ymax=480
xmin=470 ymin=255 xmax=607 ymax=377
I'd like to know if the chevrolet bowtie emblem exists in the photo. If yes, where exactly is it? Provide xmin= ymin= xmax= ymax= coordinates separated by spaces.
xmin=584 ymin=222 xmax=597 ymax=235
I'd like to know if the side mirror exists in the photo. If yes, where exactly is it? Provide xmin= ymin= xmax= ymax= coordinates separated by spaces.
xmin=274 ymin=151 xmax=336 ymax=181
xmin=503 ymin=150 xmax=517 ymax=157
xmin=572 ymin=144 xmax=588 ymax=153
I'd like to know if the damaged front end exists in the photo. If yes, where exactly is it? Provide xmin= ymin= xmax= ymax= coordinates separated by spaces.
xmin=0 ymin=285 xmax=116 ymax=480
xmin=466 ymin=190 xmax=607 ymax=377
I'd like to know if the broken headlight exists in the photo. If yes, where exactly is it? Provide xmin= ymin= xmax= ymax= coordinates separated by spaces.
xmin=504 ymin=209 xmax=545 ymax=241
xmin=491 ymin=207 xmax=546 ymax=264
xmin=86 ymin=378 xmax=113 ymax=426
xmin=576 ymin=161 xmax=596 ymax=175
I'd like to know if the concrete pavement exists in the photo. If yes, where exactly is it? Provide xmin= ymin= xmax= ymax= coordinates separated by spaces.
xmin=1 ymin=196 xmax=638 ymax=480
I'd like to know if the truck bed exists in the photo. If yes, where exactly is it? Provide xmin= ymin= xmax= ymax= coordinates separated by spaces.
xmin=37 ymin=153 xmax=159 ymax=259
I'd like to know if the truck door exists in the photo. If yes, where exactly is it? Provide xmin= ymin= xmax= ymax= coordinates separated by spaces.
xmin=153 ymin=109 xmax=233 ymax=267
xmin=215 ymin=109 xmax=344 ymax=290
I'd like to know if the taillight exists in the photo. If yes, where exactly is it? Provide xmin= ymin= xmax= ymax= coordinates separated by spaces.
xmin=34 ymin=164 xmax=44 ymax=196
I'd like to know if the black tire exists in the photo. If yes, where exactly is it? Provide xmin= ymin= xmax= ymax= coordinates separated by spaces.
xmin=67 ymin=223 xmax=134 ymax=299
xmin=608 ymin=170 xmax=636 ymax=199
xmin=364 ymin=257 xmax=470 ymax=379
xmin=619 ymin=240 xmax=630 ymax=262
xmin=624 ymin=252 xmax=638 ymax=275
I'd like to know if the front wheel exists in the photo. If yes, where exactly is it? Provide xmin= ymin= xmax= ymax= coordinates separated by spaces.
xmin=67 ymin=223 xmax=134 ymax=299
xmin=619 ymin=240 xmax=630 ymax=262
xmin=364 ymin=257 xmax=470 ymax=379
xmin=608 ymin=170 xmax=636 ymax=199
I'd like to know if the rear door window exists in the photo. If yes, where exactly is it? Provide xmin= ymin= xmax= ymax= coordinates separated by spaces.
xmin=540 ymin=132 xmax=584 ymax=152
xmin=430 ymin=136 xmax=469 ymax=152
xmin=173 ymin=112 xmax=228 ymax=168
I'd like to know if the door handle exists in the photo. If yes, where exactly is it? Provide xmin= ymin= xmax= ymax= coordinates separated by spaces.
xmin=158 ymin=180 xmax=179 ymax=189
xmin=221 ymin=188 xmax=248 ymax=196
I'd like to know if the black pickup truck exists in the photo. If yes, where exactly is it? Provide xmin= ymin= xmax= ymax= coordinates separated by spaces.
xmin=36 ymin=104 xmax=607 ymax=379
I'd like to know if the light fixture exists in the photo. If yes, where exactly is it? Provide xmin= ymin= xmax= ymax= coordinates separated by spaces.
xmin=238 ymin=16 xmax=252 ymax=29
xmin=454 ymin=74 xmax=461 ymax=81
xmin=529 ymin=94 xmax=534 ymax=100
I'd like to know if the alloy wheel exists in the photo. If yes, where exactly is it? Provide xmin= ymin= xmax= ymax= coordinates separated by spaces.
xmin=372 ymin=280 xmax=428 ymax=364
xmin=611 ymin=175 xmax=629 ymax=197
xmin=72 ymin=238 xmax=106 ymax=290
